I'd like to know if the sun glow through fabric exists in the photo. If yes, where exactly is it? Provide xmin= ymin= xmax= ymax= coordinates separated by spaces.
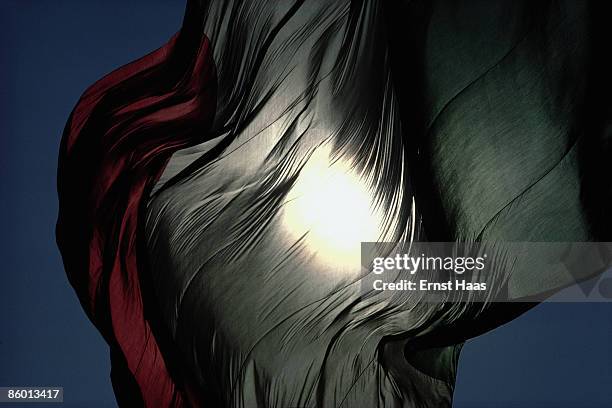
xmin=282 ymin=144 xmax=383 ymax=269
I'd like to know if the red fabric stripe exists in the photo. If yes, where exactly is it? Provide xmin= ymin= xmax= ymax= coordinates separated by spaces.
xmin=57 ymin=31 xmax=216 ymax=407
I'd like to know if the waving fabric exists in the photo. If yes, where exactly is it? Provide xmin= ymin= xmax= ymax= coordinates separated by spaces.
xmin=58 ymin=0 xmax=611 ymax=407
xmin=56 ymin=17 xmax=217 ymax=407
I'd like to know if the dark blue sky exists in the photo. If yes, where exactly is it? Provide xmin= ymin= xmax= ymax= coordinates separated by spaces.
xmin=0 ymin=1 xmax=610 ymax=407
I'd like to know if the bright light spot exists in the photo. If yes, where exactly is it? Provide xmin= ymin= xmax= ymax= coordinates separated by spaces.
xmin=283 ymin=144 xmax=383 ymax=269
